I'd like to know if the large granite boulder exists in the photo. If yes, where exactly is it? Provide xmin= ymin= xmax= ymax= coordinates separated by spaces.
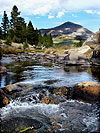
xmin=91 ymin=46 xmax=100 ymax=65
xmin=83 ymin=31 xmax=100 ymax=48
xmin=73 ymin=81 xmax=100 ymax=102
xmin=64 ymin=45 xmax=91 ymax=66
xmin=82 ymin=30 xmax=100 ymax=65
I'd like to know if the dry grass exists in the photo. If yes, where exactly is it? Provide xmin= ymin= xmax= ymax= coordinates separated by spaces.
xmin=44 ymin=45 xmax=70 ymax=54
xmin=0 ymin=47 xmax=24 ymax=54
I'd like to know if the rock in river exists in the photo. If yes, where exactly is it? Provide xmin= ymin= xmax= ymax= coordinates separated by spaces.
xmin=0 ymin=88 xmax=9 ymax=107
xmin=0 ymin=66 xmax=7 ymax=74
xmin=73 ymin=81 xmax=100 ymax=102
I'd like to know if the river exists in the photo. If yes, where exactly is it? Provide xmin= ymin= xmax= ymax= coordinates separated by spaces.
xmin=0 ymin=57 xmax=100 ymax=133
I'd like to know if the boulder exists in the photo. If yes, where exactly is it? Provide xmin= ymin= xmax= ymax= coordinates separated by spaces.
xmin=0 ymin=66 xmax=7 ymax=74
xmin=73 ymin=81 xmax=100 ymax=102
xmin=91 ymin=49 xmax=100 ymax=65
xmin=0 ymin=88 xmax=9 ymax=107
xmin=64 ymin=46 xmax=91 ymax=66
xmin=83 ymin=31 xmax=100 ymax=48
xmin=5 ymin=84 xmax=18 ymax=92
xmin=83 ymin=31 xmax=100 ymax=65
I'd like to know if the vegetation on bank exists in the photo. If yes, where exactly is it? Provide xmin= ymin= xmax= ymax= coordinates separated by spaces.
xmin=0 ymin=5 xmax=53 ymax=48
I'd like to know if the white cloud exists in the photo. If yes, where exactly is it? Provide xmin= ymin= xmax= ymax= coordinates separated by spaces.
xmin=85 ymin=10 xmax=100 ymax=15
xmin=0 ymin=0 xmax=100 ymax=16
xmin=56 ymin=11 xmax=64 ymax=18
xmin=48 ymin=15 xmax=54 ymax=19
xmin=85 ymin=10 xmax=97 ymax=14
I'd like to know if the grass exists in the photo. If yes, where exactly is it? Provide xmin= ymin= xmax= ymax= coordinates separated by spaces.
xmin=0 ymin=47 xmax=25 ymax=54
xmin=53 ymin=36 xmax=80 ymax=46
xmin=0 ymin=37 xmax=83 ymax=56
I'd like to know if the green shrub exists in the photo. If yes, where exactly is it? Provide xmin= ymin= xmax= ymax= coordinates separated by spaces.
xmin=23 ymin=39 xmax=29 ymax=49
xmin=5 ymin=36 xmax=12 ymax=45
xmin=74 ymin=40 xmax=83 ymax=47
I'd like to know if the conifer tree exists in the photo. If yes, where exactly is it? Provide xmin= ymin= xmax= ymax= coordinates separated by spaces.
xmin=10 ymin=5 xmax=26 ymax=43
xmin=27 ymin=21 xmax=38 ymax=45
xmin=13 ymin=17 xmax=26 ymax=43
xmin=1 ymin=11 xmax=9 ymax=39
xmin=10 ymin=5 xmax=20 ymax=29
xmin=0 ymin=27 xmax=3 ymax=39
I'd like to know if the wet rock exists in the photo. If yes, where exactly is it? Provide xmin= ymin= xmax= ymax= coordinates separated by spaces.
xmin=0 ymin=88 xmax=9 ymax=107
xmin=91 ymin=50 xmax=100 ymax=65
xmin=44 ymin=79 xmax=60 ymax=85
xmin=73 ymin=81 xmax=100 ymax=102
xmin=5 ymin=82 xmax=34 ymax=93
xmin=0 ymin=66 xmax=7 ymax=74
xmin=39 ymin=86 xmax=70 ymax=104
xmin=5 ymin=84 xmax=18 ymax=92
xmin=0 ymin=117 xmax=51 ymax=133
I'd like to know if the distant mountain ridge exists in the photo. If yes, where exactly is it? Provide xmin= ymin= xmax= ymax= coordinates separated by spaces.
xmin=40 ymin=22 xmax=93 ymax=40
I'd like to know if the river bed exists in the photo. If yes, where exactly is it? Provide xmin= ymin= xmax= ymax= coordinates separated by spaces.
xmin=0 ymin=57 xmax=100 ymax=133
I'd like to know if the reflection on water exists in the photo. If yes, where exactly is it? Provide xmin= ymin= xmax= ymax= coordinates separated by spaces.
xmin=0 ymin=61 xmax=99 ymax=88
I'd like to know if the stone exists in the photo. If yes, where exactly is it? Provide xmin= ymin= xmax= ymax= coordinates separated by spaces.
xmin=0 ymin=88 xmax=9 ymax=107
xmin=91 ymin=49 xmax=100 ymax=65
xmin=73 ymin=81 xmax=100 ymax=102
xmin=5 ymin=84 xmax=18 ymax=92
xmin=0 ymin=66 xmax=7 ymax=74
xmin=64 ymin=46 xmax=91 ymax=66
xmin=83 ymin=31 xmax=100 ymax=47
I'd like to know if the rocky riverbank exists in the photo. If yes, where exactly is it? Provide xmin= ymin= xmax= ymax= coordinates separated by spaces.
xmin=0 ymin=52 xmax=91 ymax=67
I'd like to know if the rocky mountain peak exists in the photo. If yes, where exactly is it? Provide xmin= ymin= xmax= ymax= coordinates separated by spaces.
xmin=40 ymin=21 xmax=93 ymax=40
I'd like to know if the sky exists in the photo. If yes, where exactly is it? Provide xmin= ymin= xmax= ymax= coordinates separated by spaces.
xmin=0 ymin=0 xmax=100 ymax=32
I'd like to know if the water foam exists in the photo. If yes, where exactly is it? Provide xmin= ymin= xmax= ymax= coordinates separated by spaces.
xmin=0 ymin=100 xmax=59 ymax=119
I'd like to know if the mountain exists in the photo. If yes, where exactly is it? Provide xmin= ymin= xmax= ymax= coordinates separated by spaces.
xmin=40 ymin=22 xmax=93 ymax=40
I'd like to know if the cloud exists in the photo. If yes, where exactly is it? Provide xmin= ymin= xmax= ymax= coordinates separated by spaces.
xmin=48 ymin=15 xmax=54 ymax=19
xmin=85 ymin=10 xmax=100 ymax=15
xmin=56 ymin=11 xmax=64 ymax=18
xmin=0 ymin=0 xmax=100 ymax=16
xmin=85 ymin=10 xmax=97 ymax=14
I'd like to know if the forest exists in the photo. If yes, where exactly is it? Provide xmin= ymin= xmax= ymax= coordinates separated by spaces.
xmin=0 ymin=5 xmax=53 ymax=48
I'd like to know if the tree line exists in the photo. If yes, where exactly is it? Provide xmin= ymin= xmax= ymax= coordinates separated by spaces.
xmin=0 ymin=5 xmax=53 ymax=48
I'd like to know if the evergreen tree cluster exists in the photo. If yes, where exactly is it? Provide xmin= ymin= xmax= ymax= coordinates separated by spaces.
xmin=0 ymin=5 xmax=53 ymax=48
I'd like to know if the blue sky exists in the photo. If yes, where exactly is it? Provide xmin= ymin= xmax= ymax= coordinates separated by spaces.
xmin=0 ymin=0 xmax=100 ymax=32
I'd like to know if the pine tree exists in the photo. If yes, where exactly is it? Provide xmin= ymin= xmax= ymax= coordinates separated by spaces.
xmin=1 ymin=11 xmax=9 ymax=39
xmin=10 ymin=5 xmax=26 ymax=43
xmin=27 ymin=21 xmax=38 ymax=45
xmin=48 ymin=34 xmax=53 ymax=47
xmin=0 ymin=27 xmax=3 ymax=39
xmin=10 ymin=5 xmax=20 ymax=29
xmin=13 ymin=17 xmax=26 ymax=43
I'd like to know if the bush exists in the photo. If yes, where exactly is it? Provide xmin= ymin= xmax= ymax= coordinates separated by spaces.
xmin=0 ymin=47 xmax=24 ymax=54
xmin=74 ymin=40 xmax=83 ymax=47
xmin=5 ymin=36 xmax=12 ymax=45
xmin=23 ymin=39 xmax=29 ymax=49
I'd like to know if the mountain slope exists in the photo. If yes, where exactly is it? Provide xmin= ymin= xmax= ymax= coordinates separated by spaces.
xmin=40 ymin=22 xmax=93 ymax=40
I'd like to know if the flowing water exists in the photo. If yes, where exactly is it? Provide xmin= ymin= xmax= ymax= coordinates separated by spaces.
xmin=0 ymin=58 xmax=100 ymax=133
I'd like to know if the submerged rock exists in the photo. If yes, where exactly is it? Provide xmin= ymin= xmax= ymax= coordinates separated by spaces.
xmin=0 ymin=117 xmax=51 ymax=133
xmin=73 ymin=81 xmax=100 ymax=102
